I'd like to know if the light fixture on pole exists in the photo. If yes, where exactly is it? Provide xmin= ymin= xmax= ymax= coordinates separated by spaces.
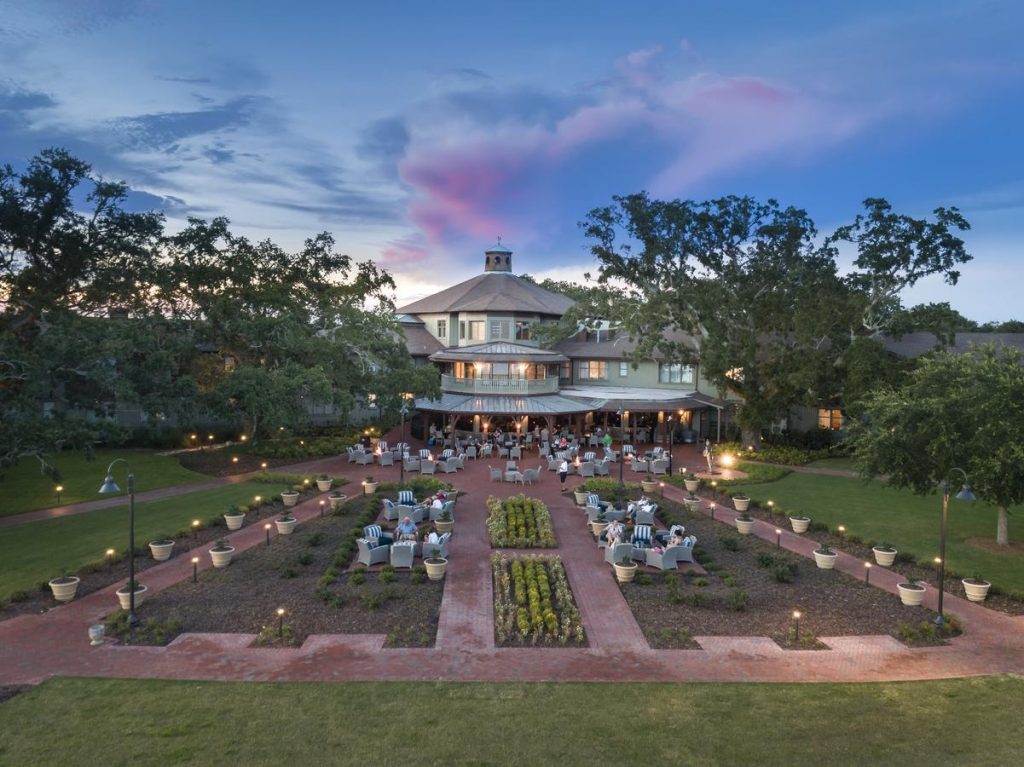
xmin=936 ymin=468 xmax=975 ymax=628
xmin=666 ymin=416 xmax=674 ymax=476
xmin=399 ymin=400 xmax=410 ymax=488
xmin=98 ymin=460 xmax=138 ymax=628
xmin=616 ymin=408 xmax=625 ymax=509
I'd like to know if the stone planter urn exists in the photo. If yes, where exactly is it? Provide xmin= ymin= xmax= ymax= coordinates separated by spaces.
xmin=275 ymin=516 xmax=298 ymax=535
xmin=732 ymin=496 xmax=751 ymax=512
xmin=735 ymin=517 xmax=754 ymax=535
xmin=684 ymin=479 xmax=700 ymax=494
xmin=684 ymin=497 xmax=702 ymax=512
xmin=435 ymin=519 xmax=455 ymax=534
xmin=813 ymin=549 xmax=838 ymax=569
xmin=425 ymin=556 xmax=448 ymax=581
xmin=574 ymin=490 xmax=590 ymax=506
xmin=872 ymin=546 xmax=898 ymax=567
xmin=329 ymin=494 xmax=347 ymax=512
xmin=224 ymin=512 xmax=245 ymax=531
xmin=962 ymin=578 xmax=991 ymax=603
xmin=897 ymin=582 xmax=926 ymax=607
xmin=48 ymin=576 xmax=80 ymax=603
xmin=590 ymin=520 xmax=608 ymax=536
xmin=209 ymin=544 xmax=235 ymax=568
xmin=363 ymin=480 xmax=378 ymax=496
xmin=789 ymin=516 xmax=811 ymax=534
xmin=641 ymin=479 xmax=658 ymax=493
xmin=613 ymin=560 xmax=638 ymax=584
xmin=116 ymin=583 xmax=148 ymax=610
xmin=316 ymin=477 xmax=333 ymax=492
xmin=88 ymin=623 xmax=106 ymax=646
xmin=280 ymin=491 xmax=300 ymax=507
xmin=148 ymin=540 xmax=175 ymax=561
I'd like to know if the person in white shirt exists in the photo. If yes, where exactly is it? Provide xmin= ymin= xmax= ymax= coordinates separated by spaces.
xmin=431 ymin=496 xmax=444 ymax=510
xmin=424 ymin=528 xmax=440 ymax=545
xmin=558 ymin=459 xmax=570 ymax=491
xmin=605 ymin=519 xmax=625 ymax=546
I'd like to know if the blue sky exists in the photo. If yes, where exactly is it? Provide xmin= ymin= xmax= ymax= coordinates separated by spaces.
xmin=1 ymin=0 xmax=1022 ymax=318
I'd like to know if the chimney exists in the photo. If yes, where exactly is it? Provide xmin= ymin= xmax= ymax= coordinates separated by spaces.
xmin=484 ymin=239 xmax=512 ymax=273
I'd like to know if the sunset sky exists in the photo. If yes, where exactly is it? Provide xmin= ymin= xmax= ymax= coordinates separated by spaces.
xmin=2 ymin=1 xmax=1022 ymax=318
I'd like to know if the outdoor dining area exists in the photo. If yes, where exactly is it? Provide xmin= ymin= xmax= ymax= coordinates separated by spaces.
xmin=357 ymin=489 xmax=456 ymax=570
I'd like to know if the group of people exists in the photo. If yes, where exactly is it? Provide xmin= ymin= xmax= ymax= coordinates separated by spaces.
xmin=393 ymin=491 xmax=449 ymax=544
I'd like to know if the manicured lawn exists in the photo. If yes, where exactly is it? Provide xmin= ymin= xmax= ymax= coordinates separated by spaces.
xmin=0 ymin=449 xmax=207 ymax=516
xmin=807 ymin=456 xmax=858 ymax=472
xmin=1 ymin=676 xmax=1022 ymax=765
xmin=729 ymin=472 xmax=1024 ymax=592
xmin=0 ymin=482 xmax=271 ymax=599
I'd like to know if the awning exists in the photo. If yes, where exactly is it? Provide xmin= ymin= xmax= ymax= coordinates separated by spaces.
xmin=414 ymin=392 xmax=605 ymax=416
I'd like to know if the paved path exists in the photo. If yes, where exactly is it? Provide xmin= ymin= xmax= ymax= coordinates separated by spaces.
xmin=1 ymin=428 xmax=1022 ymax=686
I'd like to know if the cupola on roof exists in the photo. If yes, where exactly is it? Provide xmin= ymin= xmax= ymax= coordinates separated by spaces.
xmin=484 ymin=238 xmax=513 ymax=272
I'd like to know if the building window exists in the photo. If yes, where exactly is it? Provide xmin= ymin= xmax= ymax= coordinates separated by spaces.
xmin=459 ymin=321 xmax=465 ymax=340
xmin=558 ymin=362 xmax=571 ymax=382
xmin=490 ymin=320 xmax=509 ymax=340
xmin=818 ymin=408 xmax=844 ymax=430
xmin=367 ymin=393 xmax=378 ymax=409
xmin=577 ymin=361 xmax=607 ymax=380
xmin=468 ymin=320 xmax=485 ymax=340
xmin=437 ymin=319 xmax=447 ymax=339
xmin=619 ymin=361 xmax=628 ymax=377
xmin=515 ymin=321 xmax=531 ymax=341
xmin=658 ymin=363 xmax=695 ymax=385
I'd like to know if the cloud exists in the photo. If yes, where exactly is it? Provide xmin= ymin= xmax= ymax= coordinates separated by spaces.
xmin=104 ymin=96 xmax=266 ymax=152
xmin=0 ymin=87 xmax=57 ymax=111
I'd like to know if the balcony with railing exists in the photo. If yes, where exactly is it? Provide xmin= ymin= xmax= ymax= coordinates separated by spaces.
xmin=441 ymin=374 xmax=559 ymax=395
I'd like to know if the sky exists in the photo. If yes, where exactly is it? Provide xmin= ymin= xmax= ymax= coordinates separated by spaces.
xmin=1 ymin=0 xmax=1022 ymax=319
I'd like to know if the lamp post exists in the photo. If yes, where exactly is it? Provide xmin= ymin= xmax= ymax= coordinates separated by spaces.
xmin=399 ymin=401 xmax=410 ymax=489
xmin=666 ymin=416 xmax=674 ymax=476
xmin=98 ymin=460 xmax=139 ymax=628
xmin=616 ymin=408 xmax=625 ymax=509
xmin=936 ymin=468 xmax=975 ymax=628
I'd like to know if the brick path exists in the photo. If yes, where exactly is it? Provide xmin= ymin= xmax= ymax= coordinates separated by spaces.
xmin=1 ymin=429 xmax=1023 ymax=686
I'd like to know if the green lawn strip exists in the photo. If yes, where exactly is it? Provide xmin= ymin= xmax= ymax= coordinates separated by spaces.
xmin=729 ymin=472 xmax=1024 ymax=592
xmin=807 ymin=456 xmax=859 ymax=472
xmin=0 ymin=449 xmax=207 ymax=516
xmin=1 ymin=676 xmax=1022 ymax=766
xmin=0 ymin=482 xmax=272 ymax=599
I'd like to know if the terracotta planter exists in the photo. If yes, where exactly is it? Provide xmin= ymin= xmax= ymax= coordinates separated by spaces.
xmin=425 ymin=557 xmax=448 ymax=581
xmin=590 ymin=520 xmax=608 ymax=536
xmin=435 ymin=519 xmax=454 ymax=534
xmin=813 ymin=550 xmax=838 ymax=569
xmin=684 ymin=479 xmax=700 ymax=494
xmin=209 ymin=546 xmax=235 ymax=568
xmin=275 ymin=517 xmax=298 ymax=535
xmin=148 ymin=540 xmax=175 ymax=561
xmin=48 ymin=576 xmax=80 ymax=603
xmin=316 ymin=479 xmax=332 ymax=492
xmin=363 ymin=481 xmax=378 ymax=496
xmin=735 ymin=518 xmax=754 ymax=535
xmin=962 ymin=578 xmax=991 ymax=603
xmin=897 ymin=583 xmax=926 ymax=607
xmin=281 ymin=491 xmax=300 ymax=507
xmin=116 ymin=584 xmax=148 ymax=610
xmin=732 ymin=496 xmax=751 ymax=512
xmin=613 ymin=561 xmax=638 ymax=583
xmin=574 ymin=490 xmax=590 ymax=506
xmin=789 ymin=516 xmax=810 ymax=534
xmin=872 ymin=547 xmax=898 ymax=567
xmin=224 ymin=513 xmax=245 ymax=531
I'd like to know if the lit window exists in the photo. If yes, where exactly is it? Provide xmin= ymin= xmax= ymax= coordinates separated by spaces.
xmin=515 ymin=321 xmax=531 ymax=341
xmin=818 ymin=409 xmax=843 ymax=430
xmin=658 ymin=363 xmax=695 ymax=384
xmin=367 ymin=393 xmax=378 ymax=409
xmin=578 ymin=361 xmax=607 ymax=380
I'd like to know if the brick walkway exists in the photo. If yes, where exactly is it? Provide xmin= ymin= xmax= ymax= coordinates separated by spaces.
xmin=1 ymin=429 xmax=1023 ymax=686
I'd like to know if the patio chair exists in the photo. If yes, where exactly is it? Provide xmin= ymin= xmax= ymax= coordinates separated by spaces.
xmin=356 ymin=451 xmax=374 ymax=466
xmin=347 ymin=447 xmax=358 ymax=463
xmin=645 ymin=546 xmax=682 ymax=571
xmin=510 ymin=446 xmax=522 ymax=459
xmin=465 ymin=446 xmax=477 ymax=460
xmin=622 ymin=444 xmax=635 ymax=456
xmin=383 ymin=499 xmax=414 ymax=522
xmin=357 ymin=538 xmax=391 ymax=567
xmin=499 ymin=447 xmax=510 ymax=458
xmin=604 ymin=508 xmax=626 ymax=522
xmin=489 ymin=466 xmax=502 ymax=482
xmin=631 ymin=524 xmax=654 ymax=561
xmin=520 ymin=467 xmax=541 ymax=486
xmin=605 ymin=542 xmax=634 ymax=566
xmin=583 ymin=451 xmax=596 ymax=462
xmin=631 ymin=458 xmax=649 ymax=473
xmin=439 ymin=459 xmax=457 ymax=474
xmin=588 ymin=435 xmax=599 ymax=447
xmin=505 ymin=470 xmax=523 ymax=483
xmin=650 ymin=458 xmax=669 ymax=475
xmin=421 ymin=459 xmax=436 ymax=475
xmin=441 ymin=448 xmax=454 ymax=459
xmin=547 ymin=456 xmax=560 ymax=471
xmin=505 ymin=460 xmax=518 ymax=472
xmin=634 ymin=507 xmax=656 ymax=526
xmin=604 ymin=449 xmax=618 ymax=463
xmin=404 ymin=455 xmax=421 ymax=472
xmin=579 ymin=461 xmax=596 ymax=478
xmin=379 ymin=452 xmax=394 ymax=466
xmin=363 ymin=524 xmax=393 ymax=544
xmin=450 ymin=455 xmax=465 ymax=470
xmin=390 ymin=541 xmax=416 ymax=570
xmin=479 ymin=443 xmax=493 ymax=458
xmin=419 ymin=448 xmax=431 ymax=459
xmin=422 ymin=532 xmax=451 ymax=559
xmin=429 ymin=500 xmax=456 ymax=521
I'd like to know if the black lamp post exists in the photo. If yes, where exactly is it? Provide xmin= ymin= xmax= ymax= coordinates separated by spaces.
xmin=936 ymin=468 xmax=975 ymax=627
xmin=616 ymin=408 xmax=625 ymax=509
xmin=399 ymin=401 xmax=410 ymax=489
xmin=666 ymin=416 xmax=674 ymax=476
xmin=98 ymin=459 xmax=138 ymax=628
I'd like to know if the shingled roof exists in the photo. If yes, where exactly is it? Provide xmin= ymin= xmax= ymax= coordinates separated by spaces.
xmin=397 ymin=272 xmax=574 ymax=316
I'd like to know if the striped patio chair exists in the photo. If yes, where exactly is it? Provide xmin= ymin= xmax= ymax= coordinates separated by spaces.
xmin=363 ymin=524 xmax=393 ymax=546
xmin=631 ymin=524 xmax=654 ymax=559
xmin=583 ymin=451 xmax=596 ymax=462
xmin=623 ymin=444 xmax=635 ymax=456
xmin=441 ymin=448 xmax=454 ymax=459
xmin=398 ymin=490 xmax=415 ymax=505
xmin=419 ymin=448 xmax=431 ymax=459
xmin=587 ymin=494 xmax=602 ymax=509
xmin=378 ymin=441 xmax=389 ymax=453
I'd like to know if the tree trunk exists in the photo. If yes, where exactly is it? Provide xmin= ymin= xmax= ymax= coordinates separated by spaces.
xmin=997 ymin=506 xmax=1009 ymax=546
xmin=739 ymin=427 xmax=762 ymax=451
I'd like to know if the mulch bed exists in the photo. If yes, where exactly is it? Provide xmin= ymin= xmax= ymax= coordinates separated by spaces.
xmin=105 ymin=498 xmax=442 ymax=648
xmin=619 ymin=500 xmax=953 ymax=650
xmin=176 ymin=449 xmax=307 ymax=477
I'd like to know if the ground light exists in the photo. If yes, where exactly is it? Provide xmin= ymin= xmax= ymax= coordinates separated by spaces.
xmin=775 ymin=528 xmax=781 ymax=547
xmin=191 ymin=519 xmax=200 ymax=539
xmin=105 ymin=548 xmax=115 ymax=567
xmin=937 ymin=468 xmax=976 ymax=628
xmin=54 ymin=485 xmax=63 ymax=505
xmin=261 ymin=462 xmax=268 ymax=471
xmin=864 ymin=562 xmax=871 ymax=584
xmin=97 ymin=461 xmax=138 ymax=628
xmin=265 ymin=523 xmax=272 ymax=546
xmin=838 ymin=525 xmax=846 ymax=539
xmin=767 ymin=500 xmax=774 ymax=513
xmin=792 ymin=610 xmax=801 ymax=642
xmin=192 ymin=557 xmax=199 ymax=583
xmin=319 ymin=500 xmax=325 ymax=516
xmin=709 ymin=502 xmax=716 ymax=520
xmin=276 ymin=607 xmax=285 ymax=638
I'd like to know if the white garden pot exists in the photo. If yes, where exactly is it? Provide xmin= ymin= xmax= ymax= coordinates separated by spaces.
xmin=425 ymin=557 xmax=448 ymax=581
xmin=813 ymin=550 xmax=838 ymax=569
xmin=275 ymin=517 xmax=298 ymax=535
xmin=590 ymin=521 xmax=608 ymax=536
xmin=88 ymin=623 xmax=106 ymax=646
xmin=684 ymin=498 xmax=701 ymax=512
xmin=574 ymin=490 xmax=590 ymax=506
xmin=684 ymin=479 xmax=700 ymax=494
xmin=897 ymin=583 xmax=926 ymax=607
xmin=733 ymin=496 xmax=751 ymax=512
xmin=329 ymin=494 xmax=347 ymax=511
xmin=148 ymin=541 xmax=175 ymax=561
xmin=641 ymin=481 xmax=658 ymax=493
xmin=209 ymin=546 xmax=235 ymax=568
xmin=789 ymin=516 xmax=810 ymax=534
xmin=48 ymin=576 xmax=80 ymax=603
xmin=614 ymin=562 xmax=638 ymax=583
xmin=735 ymin=518 xmax=754 ymax=535
xmin=116 ymin=585 xmax=148 ymax=610
xmin=224 ymin=513 xmax=245 ymax=531
xmin=363 ymin=481 xmax=378 ymax=496
xmin=316 ymin=479 xmax=332 ymax=492
xmin=872 ymin=547 xmax=898 ymax=567
xmin=281 ymin=491 xmax=300 ymax=507
xmin=435 ymin=519 xmax=455 ymax=534
xmin=962 ymin=578 xmax=991 ymax=603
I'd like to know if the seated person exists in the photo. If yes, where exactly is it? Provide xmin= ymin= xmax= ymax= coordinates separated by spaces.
xmin=603 ymin=518 xmax=625 ymax=546
xmin=396 ymin=516 xmax=418 ymax=542
xmin=423 ymin=527 xmax=440 ymax=546
xmin=431 ymin=495 xmax=444 ymax=510
xmin=669 ymin=529 xmax=685 ymax=547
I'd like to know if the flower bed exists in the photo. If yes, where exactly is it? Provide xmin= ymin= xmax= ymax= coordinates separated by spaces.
xmin=486 ymin=495 xmax=556 ymax=548
xmin=492 ymin=554 xmax=585 ymax=646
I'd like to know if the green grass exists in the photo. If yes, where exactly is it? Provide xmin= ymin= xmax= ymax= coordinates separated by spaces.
xmin=1 ymin=676 xmax=1022 ymax=765
xmin=0 ymin=482 xmax=271 ymax=599
xmin=807 ymin=456 xmax=858 ymax=472
xmin=0 ymin=449 xmax=207 ymax=516
xmin=728 ymin=472 xmax=1024 ymax=592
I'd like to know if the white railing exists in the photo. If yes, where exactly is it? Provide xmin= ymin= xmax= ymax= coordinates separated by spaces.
xmin=441 ymin=375 xmax=559 ymax=395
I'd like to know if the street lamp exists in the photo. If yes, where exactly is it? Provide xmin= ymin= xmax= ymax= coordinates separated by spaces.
xmin=936 ymin=468 xmax=975 ymax=628
xmin=98 ymin=460 xmax=139 ymax=628
xmin=399 ymin=401 xmax=410 ymax=488
xmin=616 ymin=408 xmax=625 ymax=508
xmin=666 ymin=416 xmax=674 ymax=476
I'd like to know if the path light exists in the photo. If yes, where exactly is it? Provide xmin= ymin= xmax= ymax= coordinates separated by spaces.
xmin=261 ymin=462 xmax=268 ymax=471
xmin=711 ymin=480 xmax=718 ymax=500
xmin=106 ymin=548 xmax=115 ymax=567
xmin=255 ymin=495 xmax=262 ymax=505
xmin=659 ymin=482 xmax=665 ymax=497
xmin=240 ymin=434 xmax=247 ymax=442
xmin=303 ymin=478 xmax=310 ymax=487
xmin=319 ymin=500 xmax=325 ymax=517
xmin=265 ymin=523 xmax=272 ymax=546
xmin=864 ymin=562 xmax=872 ymax=584
xmin=192 ymin=556 xmax=199 ymax=583
xmin=767 ymin=500 xmax=775 ymax=513
xmin=231 ymin=456 xmax=239 ymax=464
xmin=192 ymin=519 xmax=201 ymax=539
xmin=300 ymin=440 xmax=305 ymax=446
xmin=775 ymin=528 xmax=782 ymax=548
xmin=837 ymin=525 xmax=846 ymax=539
xmin=277 ymin=607 xmax=286 ymax=638
xmin=792 ymin=610 xmax=802 ymax=642
xmin=721 ymin=454 xmax=735 ymax=469
xmin=54 ymin=485 xmax=64 ymax=505
xmin=709 ymin=502 xmax=716 ymax=520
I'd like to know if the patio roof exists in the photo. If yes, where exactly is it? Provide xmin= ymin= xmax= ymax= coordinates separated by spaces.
xmin=430 ymin=341 xmax=569 ymax=364
xmin=414 ymin=392 xmax=604 ymax=415
xmin=559 ymin=385 xmax=727 ymax=412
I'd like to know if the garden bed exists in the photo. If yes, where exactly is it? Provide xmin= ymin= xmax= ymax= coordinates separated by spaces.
xmin=492 ymin=554 xmax=585 ymax=646
xmin=486 ymin=495 xmax=556 ymax=548
xmin=619 ymin=500 xmax=954 ymax=649
xmin=105 ymin=497 xmax=443 ymax=648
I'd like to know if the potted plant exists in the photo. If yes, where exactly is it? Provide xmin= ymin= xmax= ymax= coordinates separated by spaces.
xmin=363 ymin=476 xmax=378 ymax=496
xmin=684 ymin=496 xmax=702 ymax=512
xmin=897 ymin=577 xmax=926 ymax=607
xmin=683 ymin=476 xmax=700 ymax=494
xmin=872 ymin=544 xmax=898 ymax=567
xmin=148 ymin=538 xmax=175 ymax=561
xmin=590 ymin=511 xmax=608 ymax=537
xmin=275 ymin=511 xmax=298 ymax=535
xmin=735 ymin=513 xmax=754 ymax=535
xmin=613 ymin=554 xmax=638 ymax=583
xmin=732 ymin=495 xmax=751 ymax=512
xmin=316 ymin=474 xmax=333 ymax=492
xmin=88 ymin=623 xmax=106 ymax=645
xmin=435 ymin=508 xmax=454 ymax=534
xmin=280 ymin=488 xmax=300 ymax=507
xmin=641 ymin=475 xmax=658 ymax=493
xmin=813 ymin=542 xmax=838 ymax=569
xmin=962 ymin=575 xmax=992 ymax=603
xmin=574 ymin=488 xmax=590 ymax=506
xmin=48 ymin=572 xmax=80 ymax=603
xmin=789 ymin=515 xmax=811 ymax=534
xmin=424 ymin=546 xmax=448 ymax=581
xmin=209 ymin=538 xmax=236 ymax=568
xmin=224 ymin=505 xmax=246 ymax=531
xmin=116 ymin=579 xmax=148 ymax=610
xmin=329 ymin=492 xmax=347 ymax=512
